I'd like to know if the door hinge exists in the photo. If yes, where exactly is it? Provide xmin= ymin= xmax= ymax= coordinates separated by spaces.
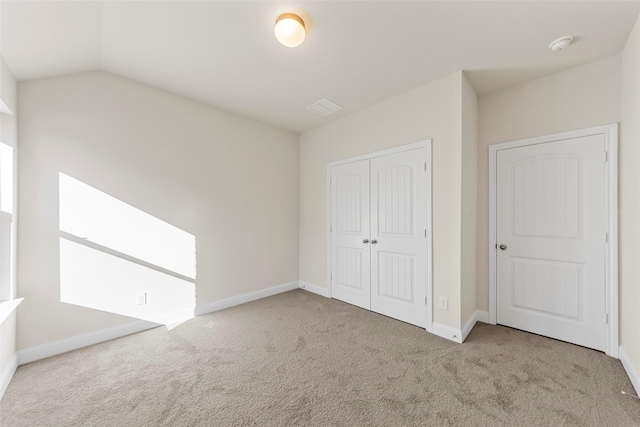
xmin=424 ymin=229 xmax=427 ymax=238
xmin=424 ymin=162 xmax=427 ymax=171
xmin=330 ymin=225 xmax=333 ymax=232
xmin=604 ymin=152 xmax=608 ymax=162
xmin=605 ymin=313 xmax=609 ymax=324
xmin=604 ymin=232 xmax=608 ymax=243
xmin=330 ymin=273 xmax=332 ymax=281
xmin=425 ymin=296 xmax=428 ymax=305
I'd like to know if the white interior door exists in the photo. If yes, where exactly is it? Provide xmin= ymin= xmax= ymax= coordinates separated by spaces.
xmin=330 ymin=159 xmax=371 ymax=310
xmin=496 ymin=134 xmax=606 ymax=351
xmin=370 ymin=148 xmax=428 ymax=327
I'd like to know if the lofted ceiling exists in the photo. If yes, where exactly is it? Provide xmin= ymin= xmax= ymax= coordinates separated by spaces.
xmin=2 ymin=1 xmax=639 ymax=133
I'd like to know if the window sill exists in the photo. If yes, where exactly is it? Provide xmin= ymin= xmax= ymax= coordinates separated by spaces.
xmin=0 ymin=298 xmax=23 ymax=326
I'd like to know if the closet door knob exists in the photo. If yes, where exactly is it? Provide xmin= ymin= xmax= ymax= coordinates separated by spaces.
xmin=499 ymin=244 xmax=507 ymax=250
xmin=362 ymin=239 xmax=369 ymax=244
xmin=371 ymin=239 xmax=378 ymax=244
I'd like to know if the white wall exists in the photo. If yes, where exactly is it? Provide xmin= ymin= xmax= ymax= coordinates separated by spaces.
xmin=300 ymin=72 xmax=465 ymax=329
xmin=17 ymin=71 xmax=299 ymax=350
xmin=0 ymin=54 xmax=18 ymax=398
xmin=0 ymin=57 xmax=17 ymax=150
xmin=460 ymin=73 xmax=478 ymax=325
xmin=0 ymin=57 xmax=16 ymax=116
xmin=620 ymin=15 xmax=640 ymax=393
xmin=0 ymin=310 xmax=17 ymax=396
xmin=477 ymin=55 xmax=622 ymax=311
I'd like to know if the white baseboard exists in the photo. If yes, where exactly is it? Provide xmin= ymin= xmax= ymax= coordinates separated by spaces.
xmin=18 ymin=281 xmax=300 ymax=366
xmin=619 ymin=345 xmax=640 ymax=396
xmin=475 ymin=310 xmax=489 ymax=324
xmin=432 ymin=322 xmax=463 ymax=344
xmin=145 ymin=308 xmax=196 ymax=326
xmin=299 ymin=281 xmax=330 ymax=298
xmin=195 ymin=281 xmax=299 ymax=316
xmin=0 ymin=352 xmax=17 ymax=400
xmin=18 ymin=320 xmax=157 ymax=366
xmin=433 ymin=310 xmax=489 ymax=345
xmin=462 ymin=309 xmax=490 ymax=342
xmin=461 ymin=312 xmax=477 ymax=342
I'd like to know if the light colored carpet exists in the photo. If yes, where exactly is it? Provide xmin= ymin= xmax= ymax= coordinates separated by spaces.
xmin=2 ymin=289 xmax=639 ymax=426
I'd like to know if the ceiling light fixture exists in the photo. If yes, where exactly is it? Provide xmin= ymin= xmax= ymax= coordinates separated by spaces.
xmin=274 ymin=13 xmax=306 ymax=48
xmin=549 ymin=36 xmax=574 ymax=52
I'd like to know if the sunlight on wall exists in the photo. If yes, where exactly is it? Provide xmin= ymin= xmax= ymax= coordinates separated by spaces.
xmin=59 ymin=174 xmax=196 ymax=278
xmin=58 ymin=173 xmax=197 ymax=327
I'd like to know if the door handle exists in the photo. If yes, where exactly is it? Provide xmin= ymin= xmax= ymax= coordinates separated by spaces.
xmin=362 ymin=239 xmax=369 ymax=244
xmin=371 ymin=239 xmax=378 ymax=245
xmin=499 ymin=244 xmax=507 ymax=250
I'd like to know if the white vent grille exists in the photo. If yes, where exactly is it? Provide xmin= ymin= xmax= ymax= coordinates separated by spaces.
xmin=307 ymin=98 xmax=343 ymax=116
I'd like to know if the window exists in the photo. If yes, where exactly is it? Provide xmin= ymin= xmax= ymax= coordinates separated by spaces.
xmin=0 ymin=142 xmax=15 ymax=302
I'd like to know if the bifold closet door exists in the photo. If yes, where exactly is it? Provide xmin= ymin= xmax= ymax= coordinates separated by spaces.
xmin=330 ymin=159 xmax=371 ymax=310
xmin=370 ymin=148 xmax=428 ymax=328
xmin=330 ymin=147 xmax=428 ymax=328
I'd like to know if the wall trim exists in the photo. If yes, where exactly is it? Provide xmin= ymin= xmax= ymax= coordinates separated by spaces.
xmin=0 ymin=298 xmax=23 ymax=326
xmin=432 ymin=322 xmax=463 ymax=344
xmin=461 ymin=310 xmax=490 ymax=342
xmin=0 ymin=352 xmax=17 ymax=400
xmin=474 ymin=310 xmax=489 ymax=324
xmin=18 ymin=319 xmax=157 ymax=366
xmin=488 ymin=123 xmax=619 ymax=357
xmin=145 ymin=308 xmax=196 ymax=327
xmin=619 ymin=346 xmax=640 ymax=396
xmin=299 ymin=281 xmax=330 ymax=297
xmin=195 ymin=281 xmax=299 ymax=316
xmin=18 ymin=281 xmax=300 ymax=366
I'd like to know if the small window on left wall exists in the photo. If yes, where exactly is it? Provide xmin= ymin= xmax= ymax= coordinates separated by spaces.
xmin=0 ymin=142 xmax=15 ymax=302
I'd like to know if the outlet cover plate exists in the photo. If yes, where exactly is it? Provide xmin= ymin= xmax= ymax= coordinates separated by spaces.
xmin=136 ymin=292 xmax=147 ymax=305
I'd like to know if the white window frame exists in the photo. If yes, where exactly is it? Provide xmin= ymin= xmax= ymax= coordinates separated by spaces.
xmin=0 ymin=141 xmax=16 ymax=302
xmin=0 ymin=140 xmax=22 ymax=325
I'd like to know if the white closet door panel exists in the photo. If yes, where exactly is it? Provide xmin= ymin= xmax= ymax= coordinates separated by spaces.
xmin=330 ymin=160 xmax=370 ymax=309
xmin=496 ymin=134 xmax=606 ymax=351
xmin=370 ymin=148 xmax=427 ymax=327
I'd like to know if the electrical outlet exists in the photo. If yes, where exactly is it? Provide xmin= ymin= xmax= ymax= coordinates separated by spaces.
xmin=439 ymin=297 xmax=448 ymax=310
xmin=136 ymin=292 xmax=147 ymax=305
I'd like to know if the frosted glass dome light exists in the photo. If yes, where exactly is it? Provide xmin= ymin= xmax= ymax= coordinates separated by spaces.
xmin=274 ymin=13 xmax=306 ymax=48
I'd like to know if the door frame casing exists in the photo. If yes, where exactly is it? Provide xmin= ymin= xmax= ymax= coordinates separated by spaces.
xmin=488 ymin=124 xmax=619 ymax=357
xmin=327 ymin=139 xmax=433 ymax=332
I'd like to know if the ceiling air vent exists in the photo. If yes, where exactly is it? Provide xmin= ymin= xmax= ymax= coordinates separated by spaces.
xmin=307 ymin=98 xmax=343 ymax=116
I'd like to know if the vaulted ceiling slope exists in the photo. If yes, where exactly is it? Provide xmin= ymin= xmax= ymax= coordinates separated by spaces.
xmin=2 ymin=1 xmax=639 ymax=133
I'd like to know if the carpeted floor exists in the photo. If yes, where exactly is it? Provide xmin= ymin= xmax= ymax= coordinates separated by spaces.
xmin=2 ymin=289 xmax=640 ymax=426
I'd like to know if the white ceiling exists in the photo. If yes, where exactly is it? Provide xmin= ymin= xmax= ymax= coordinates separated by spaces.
xmin=2 ymin=1 xmax=639 ymax=133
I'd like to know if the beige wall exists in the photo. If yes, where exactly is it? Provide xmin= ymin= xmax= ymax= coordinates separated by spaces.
xmin=621 ymin=15 xmax=640 ymax=390
xmin=460 ymin=73 xmax=478 ymax=325
xmin=300 ymin=72 xmax=464 ymax=328
xmin=17 ymin=71 xmax=299 ymax=350
xmin=477 ymin=55 xmax=622 ymax=311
